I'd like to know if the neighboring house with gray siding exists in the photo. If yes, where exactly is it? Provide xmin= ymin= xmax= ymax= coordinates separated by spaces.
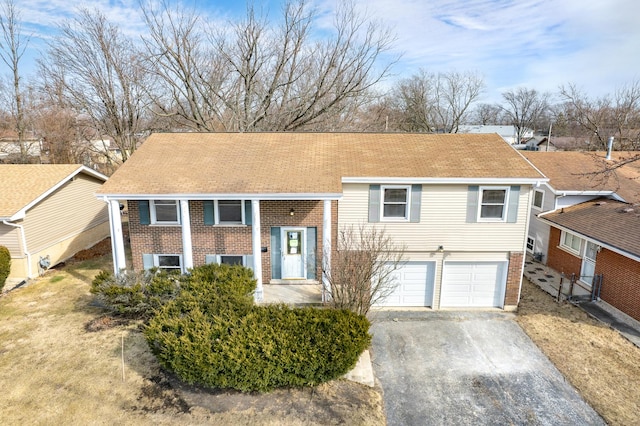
xmin=98 ymin=133 xmax=546 ymax=311
xmin=0 ymin=165 xmax=110 ymax=280
xmin=521 ymin=151 xmax=640 ymax=265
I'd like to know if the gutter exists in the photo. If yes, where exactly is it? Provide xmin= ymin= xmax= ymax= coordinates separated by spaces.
xmin=2 ymin=220 xmax=32 ymax=278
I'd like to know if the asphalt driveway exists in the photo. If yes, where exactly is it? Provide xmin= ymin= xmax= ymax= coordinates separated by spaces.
xmin=370 ymin=311 xmax=604 ymax=426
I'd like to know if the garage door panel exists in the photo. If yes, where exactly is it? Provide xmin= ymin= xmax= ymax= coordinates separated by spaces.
xmin=377 ymin=261 xmax=435 ymax=307
xmin=441 ymin=262 xmax=506 ymax=308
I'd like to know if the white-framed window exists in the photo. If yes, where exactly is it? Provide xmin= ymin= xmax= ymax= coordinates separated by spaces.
xmin=215 ymin=200 xmax=244 ymax=224
xmin=205 ymin=254 xmax=252 ymax=268
xmin=381 ymin=185 xmax=411 ymax=221
xmin=150 ymin=200 xmax=180 ymax=224
xmin=154 ymin=254 xmax=182 ymax=272
xmin=532 ymin=189 xmax=544 ymax=210
xmin=526 ymin=236 xmax=535 ymax=253
xmin=561 ymin=231 xmax=582 ymax=255
xmin=478 ymin=187 xmax=509 ymax=222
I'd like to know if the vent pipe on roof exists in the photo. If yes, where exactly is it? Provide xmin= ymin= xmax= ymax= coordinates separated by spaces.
xmin=606 ymin=136 xmax=614 ymax=160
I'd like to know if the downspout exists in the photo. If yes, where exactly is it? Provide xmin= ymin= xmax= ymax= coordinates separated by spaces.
xmin=2 ymin=220 xmax=32 ymax=278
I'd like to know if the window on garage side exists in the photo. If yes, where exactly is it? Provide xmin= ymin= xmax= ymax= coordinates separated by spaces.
xmin=478 ymin=187 xmax=508 ymax=221
xmin=532 ymin=189 xmax=544 ymax=210
xmin=151 ymin=200 xmax=180 ymax=224
xmin=561 ymin=231 xmax=582 ymax=254
xmin=381 ymin=185 xmax=410 ymax=220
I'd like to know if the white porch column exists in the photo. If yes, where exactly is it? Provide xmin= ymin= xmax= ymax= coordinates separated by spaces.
xmin=108 ymin=200 xmax=126 ymax=274
xmin=322 ymin=199 xmax=332 ymax=301
xmin=179 ymin=200 xmax=193 ymax=271
xmin=251 ymin=199 xmax=263 ymax=302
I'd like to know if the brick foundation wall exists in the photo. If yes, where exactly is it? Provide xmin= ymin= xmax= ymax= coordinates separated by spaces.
xmin=127 ymin=199 xmax=337 ymax=284
xmin=505 ymin=251 xmax=524 ymax=306
xmin=595 ymin=248 xmax=640 ymax=322
xmin=546 ymin=227 xmax=582 ymax=277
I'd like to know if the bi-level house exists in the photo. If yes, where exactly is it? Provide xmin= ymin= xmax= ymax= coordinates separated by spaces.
xmin=97 ymin=133 xmax=545 ymax=310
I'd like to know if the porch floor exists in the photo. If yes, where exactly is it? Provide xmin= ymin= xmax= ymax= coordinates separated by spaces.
xmin=523 ymin=255 xmax=591 ymax=300
xmin=260 ymin=283 xmax=323 ymax=305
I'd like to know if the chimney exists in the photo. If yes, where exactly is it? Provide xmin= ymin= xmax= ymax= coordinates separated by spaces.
xmin=606 ymin=136 xmax=614 ymax=160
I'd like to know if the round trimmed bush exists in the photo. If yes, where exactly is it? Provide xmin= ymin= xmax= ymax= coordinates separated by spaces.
xmin=144 ymin=264 xmax=371 ymax=393
xmin=0 ymin=245 xmax=10 ymax=291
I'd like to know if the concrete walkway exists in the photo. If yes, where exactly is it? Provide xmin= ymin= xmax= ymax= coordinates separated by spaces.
xmin=523 ymin=256 xmax=640 ymax=349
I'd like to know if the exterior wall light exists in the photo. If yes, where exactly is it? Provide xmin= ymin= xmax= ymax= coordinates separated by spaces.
xmin=289 ymin=208 xmax=295 ymax=216
xmin=437 ymin=245 xmax=444 ymax=252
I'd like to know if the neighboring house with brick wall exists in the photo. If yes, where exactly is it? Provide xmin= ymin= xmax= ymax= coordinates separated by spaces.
xmin=539 ymin=200 xmax=640 ymax=321
xmin=522 ymin=151 xmax=640 ymax=263
xmin=0 ymin=164 xmax=110 ymax=280
xmin=97 ymin=132 xmax=545 ymax=310
xmin=522 ymin=151 xmax=640 ymax=321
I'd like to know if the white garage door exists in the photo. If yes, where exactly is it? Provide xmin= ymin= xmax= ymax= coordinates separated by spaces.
xmin=377 ymin=261 xmax=435 ymax=307
xmin=441 ymin=262 xmax=507 ymax=308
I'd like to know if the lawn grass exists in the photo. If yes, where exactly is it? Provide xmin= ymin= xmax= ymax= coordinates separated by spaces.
xmin=0 ymin=246 xmax=384 ymax=425
xmin=516 ymin=278 xmax=640 ymax=425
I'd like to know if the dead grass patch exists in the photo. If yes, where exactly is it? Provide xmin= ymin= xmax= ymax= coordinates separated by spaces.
xmin=516 ymin=278 xmax=640 ymax=425
xmin=0 ymin=245 xmax=384 ymax=425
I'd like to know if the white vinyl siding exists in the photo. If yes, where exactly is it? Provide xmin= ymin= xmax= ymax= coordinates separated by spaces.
xmin=0 ymin=223 xmax=23 ymax=256
xmin=22 ymin=174 xmax=109 ymax=253
xmin=339 ymin=183 xmax=530 ymax=252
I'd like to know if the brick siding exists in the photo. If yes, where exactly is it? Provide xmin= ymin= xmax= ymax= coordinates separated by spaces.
xmin=505 ymin=251 xmax=524 ymax=306
xmin=546 ymin=226 xmax=640 ymax=322
xmin=595 ymin=248 xmax=640 ymax=322
xmin=127 ymin=199 xmax=337 ymax=284
xmin=546 ymin=227 xmax=582 ymax=278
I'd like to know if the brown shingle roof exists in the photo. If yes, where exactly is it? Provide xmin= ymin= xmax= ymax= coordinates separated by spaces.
xmin=522 ymin=151 xmax=640 ymax=203
xmin=98 ymin=133 xmax=543 ymax=196
xmin=541 ymin=199 xmax=640 ymax=258
xmin=0 ymin=164 xmax=104 ymax=219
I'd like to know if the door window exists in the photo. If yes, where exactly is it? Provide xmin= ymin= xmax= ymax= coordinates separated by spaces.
xmin=287 ymin=231 xmax=302 ymax=255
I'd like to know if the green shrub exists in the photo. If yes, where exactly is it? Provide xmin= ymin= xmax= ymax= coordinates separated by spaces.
xmin=144 ymin=264 xmax=371 ymax=393
xmin=0 ymin=245 xmax=10 ymax=291
xmin=90 ymin=269 xmax=180 ymax=318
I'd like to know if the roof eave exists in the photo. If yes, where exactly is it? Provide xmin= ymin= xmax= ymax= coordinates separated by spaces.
xmin=97 ymin=192 xmax=343 ymax=201
xmin=537 ymin=216 xmax=640 ymax=262
xmin=10 ymin=165 xmax=107 ymax=219
xmin=341 ymin=177 xmax=548 ymax=185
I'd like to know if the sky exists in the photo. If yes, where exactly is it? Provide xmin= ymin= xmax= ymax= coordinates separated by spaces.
xmin=8 ymin=0 xmax=640 ymax=104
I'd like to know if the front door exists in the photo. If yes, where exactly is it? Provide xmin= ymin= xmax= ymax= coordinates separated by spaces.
xmin=580 ymin=241 xmax=598 ymax=285
xmin=281 ymin=228 xmax=306 ymax=279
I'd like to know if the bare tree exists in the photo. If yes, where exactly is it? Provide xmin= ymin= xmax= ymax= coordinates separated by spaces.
xmin=323 ymin=224 xmax=405 ymax=316
xmin=39 ymin=9 xmax=151 ymax=162
xmin=0 ymin=0 xmax=31 ymax=162
xmin=391 ymin=69 xmax=484 ymax=133
xmin=500 ymin=87 xmax=550 ymax=143
xmin=472 ymin=102 xmax=507 ymax=125
xmin=559 ymin=82 xmax=640 ymax=150
xmin=141 ymin=0 xmax=395 ymax=131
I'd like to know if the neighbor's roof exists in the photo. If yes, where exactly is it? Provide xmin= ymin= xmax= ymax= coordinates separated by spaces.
xmin=97 ymin=132 xmax=545 ymax=197
xmin=522 ymin=151 xmax=640 ymax=203
xmin=0 ymin=164 xmax=107 ymax=220
xmin=540 ymin=199 xmax=640 ymax=259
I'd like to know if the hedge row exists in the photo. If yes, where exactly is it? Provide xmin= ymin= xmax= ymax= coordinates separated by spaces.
xmin=144 ymin=263 xmax=371 ymax=392
xmin=0 ymin=246 xmax=10 ymax=291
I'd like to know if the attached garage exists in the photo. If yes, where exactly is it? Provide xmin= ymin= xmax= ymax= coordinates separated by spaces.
xmin=441 ymin=261 xmax=507 ymax=308
xmin=377 ymin=261 xmax=436 ymax=307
